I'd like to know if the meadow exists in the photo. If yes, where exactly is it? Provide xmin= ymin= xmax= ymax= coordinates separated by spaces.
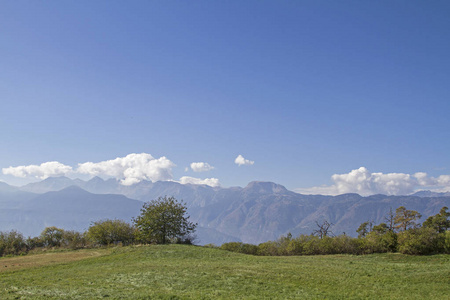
xmin=0 ymin=245 xmax=449 ymax=299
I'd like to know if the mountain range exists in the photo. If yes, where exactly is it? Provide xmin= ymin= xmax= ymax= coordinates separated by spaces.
xmin=1 ymin=177 xmax=449 ymax=245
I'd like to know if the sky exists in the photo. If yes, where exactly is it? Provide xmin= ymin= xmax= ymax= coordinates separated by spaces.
xmin=1 ymin=1 xmax=450 ymax=195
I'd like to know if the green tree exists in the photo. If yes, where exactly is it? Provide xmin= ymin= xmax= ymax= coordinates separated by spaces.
xmin=356 ymin=221 xmax=371 ymax=238
xmin=87 ymin=219 xmax=136 ymax=246
xmin=423 ymin=206 xmax=450 ymax=233
xmin=0 ymin=230 xmax=27 ymax=256
xmin=133 ymin=196 xmax=197 ymax=244
xmin=40 ymin=226 xmax=65 ymax=247
xmin=397 ymin=227 xmax=442 ymax=255
xmin=372 ymin=223 xmax=388 ymax=234
xmin=394 ymin=206 xmax=421 ymax=232
xmin=61 ymin=230 xmax=88 ymax=249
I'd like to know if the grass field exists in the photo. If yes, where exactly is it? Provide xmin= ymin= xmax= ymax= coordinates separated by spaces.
xmin=0 ymin=245 xmax=449 ymax=299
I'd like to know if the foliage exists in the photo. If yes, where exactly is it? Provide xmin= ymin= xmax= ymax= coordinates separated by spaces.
xmin=363 ymin=230 xmax=397 ymax=254
xmin=61 ymin=230 xmax=88 ymax=249
xmin=40 ymin=226 xmax=65 ymax=247
xmin=87 ymin=219 xmax=135 ymax=246
xmin=0 ymin=230 xmax=27 ymax=256
xmin=133 ymin=196 xmax=197 ymax=244
xmin=356 ymin=221 xmax=371 ymax=238
xmin=394 ymin=206 xmax=422 ymax=232
xmin=397 ymin=227 xmax=445 ymax=255
xmin=423 ymin=206 xmax=450 ymax=233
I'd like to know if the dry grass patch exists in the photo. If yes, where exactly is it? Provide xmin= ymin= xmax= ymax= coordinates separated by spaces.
xmin=0 ymin=249 xmax=108 ymax=273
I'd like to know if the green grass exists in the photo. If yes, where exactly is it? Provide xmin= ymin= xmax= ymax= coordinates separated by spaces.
xmin=0 ymin=245 xmax=449 ymax=299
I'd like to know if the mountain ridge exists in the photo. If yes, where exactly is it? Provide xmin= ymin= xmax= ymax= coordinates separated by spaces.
xmin=1 ymin=177 xmax=449 ymax=244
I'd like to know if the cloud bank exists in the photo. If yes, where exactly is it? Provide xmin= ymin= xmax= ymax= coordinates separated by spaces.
xmin=296 ymin=167 xmax=450 ymax=196
xmin=2 ymin=153 xmax=222 ymax=187
xmin=235 ymin=155 xmax=254 ymax=166
xmin=77 ymin=153 xmax=175 ymax=186
xmin=179 ymin=176 xmax=220 ymax=187
xmin=190 ymin=162 xmax=214 ymax=172
xmin=2 ymin=161 xmax=73 ymax=179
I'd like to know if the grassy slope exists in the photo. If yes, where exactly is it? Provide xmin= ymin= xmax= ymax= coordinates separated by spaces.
xmin=0 ymin=245 xmax=449 ymax=299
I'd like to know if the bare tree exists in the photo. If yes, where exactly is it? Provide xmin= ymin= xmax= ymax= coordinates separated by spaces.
xmin=384 ymin=207 xmax=395 ymax=231
xmin=312 ymin=220 xmax=334 ymax=239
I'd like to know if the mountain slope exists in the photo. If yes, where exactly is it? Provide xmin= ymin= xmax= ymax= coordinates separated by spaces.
xmin=0 ymin=186 xmax=144 ymax=237
xmin=3 ymin=178 xmax=450 ymax=244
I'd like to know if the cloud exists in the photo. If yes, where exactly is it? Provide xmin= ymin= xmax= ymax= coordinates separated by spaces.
xmin=77 ymin=153 xmax=175 ymax=185
xmin=190 ymin=162 xmax=214 ymax=172
xmin=296 ymin=167 xmax=450 ymax=196
xmin=235 ymin=155 xmax=254 ymax=166
xmin=2 ymin=161 xmax=73 ymax=179
xmin=2 ymin=153 xmax=227 ymax=187
xmin=179 ymin=176 xmax=220 ymax=187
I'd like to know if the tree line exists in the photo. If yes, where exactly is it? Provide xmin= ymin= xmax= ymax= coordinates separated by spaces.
xmin=1 ymin=198 xmax=449 ymax=257
xmin=0 ymin=196 xmax=196 ymax=257
xmin=217 ymin=206 xmax=450 ymax=256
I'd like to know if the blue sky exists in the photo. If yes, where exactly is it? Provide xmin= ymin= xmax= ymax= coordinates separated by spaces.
xmin=1 ymin=1 xmax=450 ymax=195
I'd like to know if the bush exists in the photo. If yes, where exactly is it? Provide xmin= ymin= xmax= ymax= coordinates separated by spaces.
xmin=444 ymin=231 xmax=450 ymax=254
xmin=363 ymin=231 xmax=397 ymax=254
xmin=398 ymin=227 xmax=443 ymax=255
xmin=0 ymin=230 xmax=27 ymax=256
xmin=61 ymin=230 xmax=88 ymax=249
xmin=220 ymin=242 xmax=258 ymax=255
xmin=87 ymin=219 xmax=136 ymax=246
xmin=40 ymin=227 xmax=65 ymax=247
xmin=257 ymin=241 xmax=280 ymax=256
xmin=25 ymin=236 xmax=44 ymax=250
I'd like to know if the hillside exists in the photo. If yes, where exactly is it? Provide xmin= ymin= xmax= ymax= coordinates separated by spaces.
xmin=0 ymin=245 xmax=449 ymax=299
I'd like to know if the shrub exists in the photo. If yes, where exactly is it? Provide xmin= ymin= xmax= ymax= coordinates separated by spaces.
xmin=40 ymin=227 xmax=65 ymax=247
xmin=0 ymin=230 xmax=27 ymax=256
xmin=444 ymin=231 xmax=450 ymax=254
xmin=87 ymin=219 xmax=136 ymax=246
xmin=398 ymin=227 xmax=443 ymax=255
xmin=61 ymin=230 xmax=88 ymax=249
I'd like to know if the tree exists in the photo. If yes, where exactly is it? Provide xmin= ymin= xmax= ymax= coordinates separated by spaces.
xmin=356 ymin=221 xmax=372 ymax=238
xmin=372 ymin=223 xmax=388 ymax=235
xmin=384 ymin=207 xmax=395 ymax=231
xmin=87 ymin=219 xmax=136 ymax=246
xmin=312 ymin=220 xmax=333 ymax=239
xmin=133 ymin=196 xmax=197 ymax=244
xmin=40 ymin=226 xmax=65 ymax=247
xmin=423 ymin=206 xmax=450 ymax=233
xmin=394 ymin=206 xmax=421 ymax=232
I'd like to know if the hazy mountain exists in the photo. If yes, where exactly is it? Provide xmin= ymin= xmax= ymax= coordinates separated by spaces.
xmin=1 ymin=177 xmax=449 ymax=244
xmin=0 ymin=181 xmax=19 ymax=193
xmin=411 ymin=190 xmax=450 ymax=197
xmin=0 ymin=186 xmax=143 ymax=237
xmin=21 ymin=176 xmax=85 ymax=193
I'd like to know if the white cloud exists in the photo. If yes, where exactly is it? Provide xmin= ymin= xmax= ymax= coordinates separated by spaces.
xmin=235 ymin=155 xmax=254 ymax=166
xmin=77 ymin=153 xmax=175 ymax=185
xmin=190 ymin=162 xmax=214 ymax=172
xmin=179 ymin=176 xmax=220 ymax=187
xmin=2 ymin=161 xmax=72 ymax=179
xmin=296 ymin=167 xmax=450 ymax=196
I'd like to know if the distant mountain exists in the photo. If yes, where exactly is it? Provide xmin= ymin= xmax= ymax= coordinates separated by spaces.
xmin=1 ymin=177 xmax=449 ymax=244
xmin=0 ymin=181 xmax=18 ymax=193
xmin=0 ymin=186 xmax=143 ymax=237
xmin=411 ymin=190 xmax=450 ymax=197
xmin=21 ymin=176 xmax=85 ymax=193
